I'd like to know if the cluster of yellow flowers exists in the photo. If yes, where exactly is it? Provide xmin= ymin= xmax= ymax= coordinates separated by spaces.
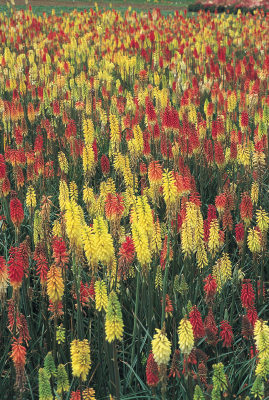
xmin=47 ymin=266 xmax=64 ymax=304
xmin=71 ymin=339 xmax=92 ymax=381
xmin=151 ymin=317 xmax=195 ymax=369
xmin=254 ymin=320 xmax=269 ymax=378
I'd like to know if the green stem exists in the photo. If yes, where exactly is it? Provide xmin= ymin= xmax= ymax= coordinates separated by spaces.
xmin=44 ymin=296 xmax=51 ymax=351
xmin=190 ymin=256 xmax=194 ymax=304
xmin=97 ymin=312 xmax=107 ymax=395
xmin=267 ymin=129 xmax=269 ymax=165
xmin=64 ymin=269 xmax=67 ymax=345
xmin=172 ymin=217 xmax=177 ymax=285
xmin=130 ymin=265 xmax=141 ymax=386
xmin=0 ymin=303 xmax=3 ymax=342
xmin=103 ymin=316 xmax=114 ymax=395
xmin=50 ymin=377 xmax=54 ymax=400
xmin=22 ymin=278 xmax=37 ymax=345
xmin=229 ymin=286 xmax=236 ymax=327
xmin=3 ymin=197 xmax=11 ymax=228
xmin=240 ymin=227 xmax=248 ymax=270
xmin=80 ymin=376 xmax=83 ymax=400
xmin=260 ymin=250 xmax=265 ymax=309
xmin=113 ymin=340 xmax=120 ymax=400
xmin=73 ymin=259 xmax=83 ymax=340
xmin=162 ymin=378 xmax=166 ymax=400
xmin=187 ymin=364 xmax=193 ymax=398
xmin=218 ymin=170 xmax=221 ymax=193
xmin=15 ymin=228 xmax=19 ymax=248
xmin=147 ymin=270 xmax=153 ymax=350
xmin=136 ymin=278 xmax=146 ymax=387
xmin=225 ymin=230 xmax=229 ymax=254
xmin=53 ymin=313 xmax=57 ymax=365
xmin=13 ymin=301 xmax=17 ymax=338
xmin=254 ymin=258 xmax=258 ymax=306
xmin=200 ymin=158 xmax=204 ymax=213
xmin=161 ymin=220 xmax=171 ymax=327
xmin=172 ymin=378 xmax=176 ymax=400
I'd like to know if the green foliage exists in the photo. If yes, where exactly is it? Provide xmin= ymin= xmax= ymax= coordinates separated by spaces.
xmin=263 ymin=104 xmax=269 ymax=126
xmin=179 ymin=274 xmax=188 ymax=296
xmin=187 ymin=2 xmax=268 ymax=14
xmin=33 ymin=210 xmax=43 ymax=245
xmin=161 ymin=75 xmax=167 ymax=89
xmin=258 ymin=119 xmax=266 ymax=138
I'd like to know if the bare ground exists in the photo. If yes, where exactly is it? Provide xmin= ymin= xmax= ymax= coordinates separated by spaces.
xmin=0 ymin=0 xmax=185 ymax=11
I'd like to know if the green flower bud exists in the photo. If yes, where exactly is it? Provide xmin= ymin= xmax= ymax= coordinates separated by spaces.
xmin=39 ymin=368 xmax=52 ymax=400
xmin=44 ymin=352 xmax=56 ymax=378
xmin=56 ymin=364 xmax=69 ymax=395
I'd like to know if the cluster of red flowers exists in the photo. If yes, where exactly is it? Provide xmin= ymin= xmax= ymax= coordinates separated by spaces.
xmin=241 ymin=280 xmax=258 ymax=328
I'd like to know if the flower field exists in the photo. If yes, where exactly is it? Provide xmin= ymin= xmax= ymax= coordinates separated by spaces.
xmin=1 ymin=3 xmax=269 ymax=400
